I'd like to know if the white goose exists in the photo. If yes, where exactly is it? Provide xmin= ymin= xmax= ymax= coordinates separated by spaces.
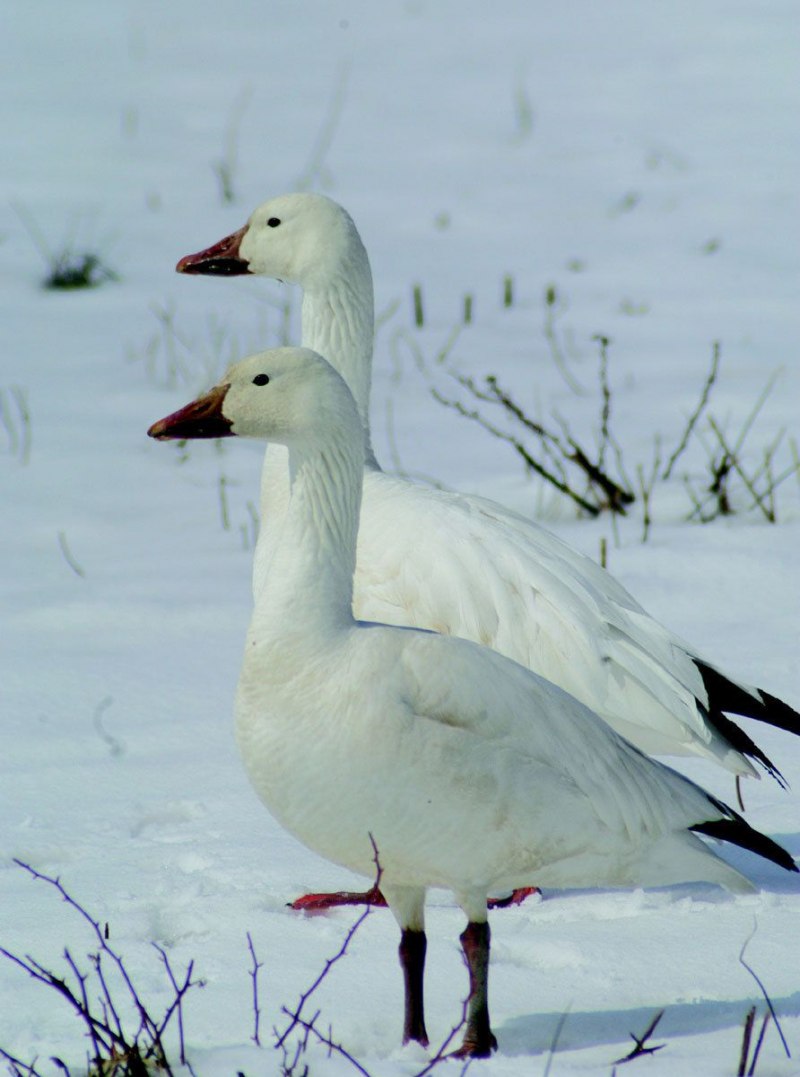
xmin=148 ymin=347 xmax=797 ymax=1057
xmin=176 ymin=193 xmax=800 ymax=796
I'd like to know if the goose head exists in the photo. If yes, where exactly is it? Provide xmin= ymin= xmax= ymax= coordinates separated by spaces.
xmin=176 ymin=193 xmax=363 ymax=288
xmin=147 ymin=347 xmax=361 ymax=449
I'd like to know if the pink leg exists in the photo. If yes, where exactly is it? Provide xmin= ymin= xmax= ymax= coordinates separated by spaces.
xmin=487 ymin=886 xmax=540 ymax=909
xmin=289 ymin=883 xmax=388 ymax=912
xmin=290 ymin=885 xmax=539 ymax=914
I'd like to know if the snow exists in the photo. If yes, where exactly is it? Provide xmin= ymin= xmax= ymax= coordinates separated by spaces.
xmin=2 ymin=2 xmax=798 ymax=1074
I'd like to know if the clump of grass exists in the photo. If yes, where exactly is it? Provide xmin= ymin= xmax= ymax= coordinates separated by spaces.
xmin=43 ymin=250 xmax=118 ymax=290
xmin=14 ymin=203 xmax=118 ymax=291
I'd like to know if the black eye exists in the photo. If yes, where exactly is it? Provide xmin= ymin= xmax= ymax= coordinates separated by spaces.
xmin=267 ymin=217 xmax=281 ymax=228
xmin=252 ymin=373 xmax=270 ymax=386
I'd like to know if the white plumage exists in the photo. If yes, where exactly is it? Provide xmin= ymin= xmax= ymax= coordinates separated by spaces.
xmin=148 ymin=348 xmax=796 ymax=1056
xmin=176 ymin=192 xmax=800 ymax=783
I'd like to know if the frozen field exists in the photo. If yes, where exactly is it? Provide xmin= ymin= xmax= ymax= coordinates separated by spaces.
xmin=2 ymin=3 xmax=799 ymax=1073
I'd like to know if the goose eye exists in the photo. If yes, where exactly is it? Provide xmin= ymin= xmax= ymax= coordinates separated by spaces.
xmin=267 ymin=217 xmax=281 ymax=228
xmin=252 ymin=374 xmax=270 ymax=386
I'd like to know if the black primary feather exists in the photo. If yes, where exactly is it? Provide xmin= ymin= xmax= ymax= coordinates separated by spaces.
xmin=695 ymin=659 xmax=800 ymax=785
xmin=691 ymin=800 xmax=798 ymax=875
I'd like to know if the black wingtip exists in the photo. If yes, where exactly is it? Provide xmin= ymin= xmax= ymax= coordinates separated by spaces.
xmin=702 ymin=706 xmax=786 ymax=788
xmin=694 ymin=660 xmax=800 ymax=785
xmin=696 ymin=660 xmax=800 ymax=737
xmin=692 ymin=817 xmax=798 ymax=875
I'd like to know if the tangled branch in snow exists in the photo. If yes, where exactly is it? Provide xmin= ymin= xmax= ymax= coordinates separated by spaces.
xmin=0 ymin=861 xmax=204 ymax=1077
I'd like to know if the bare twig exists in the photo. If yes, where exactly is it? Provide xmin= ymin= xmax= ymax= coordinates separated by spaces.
xmin=542 ymin=284 xmax=585 ymax=394
xmin=4 ymin=385 xmax=32 ymax=464
xmin=738 ymin=1006 xmax=757 ymax=1077
xmin=57 ymin=531 xmax=86 ymax=578
xmin=2 ymin=861 xmax=204 ymax=1075
xmin=8 ymin=383 xmax=30 ymax=449
xmin=430 ymin=386 xmax=600 ymax=516
xmin=594 ymin=334 xmax=612 ymax=474
xmin=278 ymin=1012 xmax=372 ymax=1077
xmin=411 ymin=994 xmax=470 ymax=1077
xmin=0 ymin=1049 xmax=49 ymax=1077
xmin=637 ymin=436 xmax=662 ymax=544
xmin=541 ymin=1007 xmax=571 ymax=1077
xmin=747 ymin=1011 xmax=771 ymax=1076
xmin=662 ymin=342 xmax=720 ymax=480
xmin=739 ymin=921 xmax=791 ymax=1059
xmin=93 ymin=696 xmax=124 ymax=758
xmin=613 ymin=1009 xmax=666 ymax=1064
xmin=246 ymin=932 xmax=264 ymax=1047
xmin=274 ymin=837 xmax=382 ymax=1073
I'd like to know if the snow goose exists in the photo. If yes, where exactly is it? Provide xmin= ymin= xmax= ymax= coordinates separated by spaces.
xmin=148 ymin=347 xmax=797 ymax=1057
xmin=177 ymin=196 xmax=800 ymax=910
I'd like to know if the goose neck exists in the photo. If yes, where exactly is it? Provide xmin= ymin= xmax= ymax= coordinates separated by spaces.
xmin=301 ymin=264 xmax=375 ymax=458
xmin=252 ymin=430 xmax=363 ymax=635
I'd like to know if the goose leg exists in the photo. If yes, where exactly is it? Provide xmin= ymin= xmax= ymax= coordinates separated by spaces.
xmin=291 ymin=884 xmax=539 ymax=912
xmin=289 ymin=883 xmax=387 ymax=911
xmin=487 ymin=886 xmax=540 ymax=908
xmin=453 ymin=920 xmax=498 ymax=1058
xmin=382 ymin=884 xmax=429 ymax=1048
xmin=399 ymin=927 xmax=429 ymax=1045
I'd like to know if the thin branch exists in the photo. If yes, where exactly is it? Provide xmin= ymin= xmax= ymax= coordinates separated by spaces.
xmin=412 ymin=994 xmax=470 ymax=1076
xmin=542 ymin=284 xmax=585 ymax=394
xmin=430 ymin=387 xmax=600 ymax=516
xmin=662 ymin=342 xmax=720 ymax=479
xmin=613 ymin=1009 xmax=666 ymax=1064
xmin=275 ymin=837 xmax=383 ymax=1052
xmin=0 ymin=1049 xmax=48 ymax=1077
xmin=277 ymin=1011 xmax=372 ymax=1077
xmin=246 ymin=932 xmax=264 ymax=1047
xmin=542 ymin=1007 xmax=571 ymax=1077
xmin=739 ymin=921 xmax=790 ymax=1059
xmin=747 ymin=1011 xmax=771 ymax=1077
xmin=4 ymin=861 xmax=201 ymax=1075
xmin=57 ymin=531 xmax=86 ymax=578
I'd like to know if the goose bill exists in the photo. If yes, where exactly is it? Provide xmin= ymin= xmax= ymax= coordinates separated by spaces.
xmin=176 ymin=226 xmax=250 ymax=275
xmin=147 ymin=384 xmax=234 ymax=440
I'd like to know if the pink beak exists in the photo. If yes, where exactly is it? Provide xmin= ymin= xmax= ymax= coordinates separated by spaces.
xmin=148 ymin=384 xmax=234 ymax=441
xmin=176 ymin=226 xmax=250 ymax=276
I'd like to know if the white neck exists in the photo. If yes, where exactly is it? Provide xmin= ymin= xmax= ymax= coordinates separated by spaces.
xmin=252 ymin=426 xmax=363 ymax=636
xmin=301 ymin=248 xmax=377 ymax=466
xmin=253 ymin=239 xmax=377 ymax=596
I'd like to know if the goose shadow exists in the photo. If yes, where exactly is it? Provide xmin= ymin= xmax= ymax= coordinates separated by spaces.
xmin=498 ymin=990 xmax=800 ymax=1058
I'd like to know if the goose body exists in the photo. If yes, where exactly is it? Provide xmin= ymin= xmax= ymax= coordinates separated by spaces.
xmin=176 ymin=193 xmax=800 ymax=784
xmin=148 ymin=348 xmax=797 ymax=1055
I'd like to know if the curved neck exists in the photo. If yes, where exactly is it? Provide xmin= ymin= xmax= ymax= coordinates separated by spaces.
xmin=301 ymin=252 xmax=376 ymax=464
xmin=252 ymin=428 xmax=363 ymax=635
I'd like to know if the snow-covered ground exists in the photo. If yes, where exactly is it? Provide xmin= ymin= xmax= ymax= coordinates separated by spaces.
xmin=2 ymin=2 xmax=798 ymax=1073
